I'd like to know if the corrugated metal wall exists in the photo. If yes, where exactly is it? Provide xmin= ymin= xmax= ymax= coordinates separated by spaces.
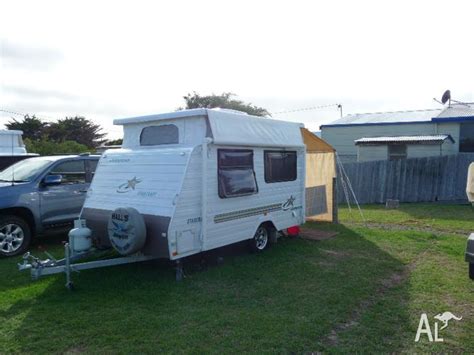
xmin=337 ymin=153 xmax=474 ymax=204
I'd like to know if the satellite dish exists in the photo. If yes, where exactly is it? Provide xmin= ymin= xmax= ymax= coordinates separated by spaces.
xmin=441 ymin=90 xmax=451 ymax=105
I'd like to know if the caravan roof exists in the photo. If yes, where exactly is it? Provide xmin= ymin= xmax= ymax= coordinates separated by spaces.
xmin=115 ymin=108 xmax=305 ymax=148
xmin=0 ymin=130 xmax=23 ymax=135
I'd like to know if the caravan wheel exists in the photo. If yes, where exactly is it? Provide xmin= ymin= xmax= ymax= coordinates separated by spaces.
xmin=249 ymin=224 xmax=274 ymax=252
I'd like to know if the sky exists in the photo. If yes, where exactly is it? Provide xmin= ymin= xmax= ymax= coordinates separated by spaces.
xmin=1 ymin=0 xmax=473 ymax=139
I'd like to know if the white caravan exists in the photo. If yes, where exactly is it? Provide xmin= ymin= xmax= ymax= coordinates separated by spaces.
xmin=83 ymin=108 xmax=306 ymax=259
xmin=0 ymin=130 xmax=37 ymax=170
xmin=19 ymin=108 xmax=316 ymax=288
xmin=0 ymin=130 xmax=28 ymax=156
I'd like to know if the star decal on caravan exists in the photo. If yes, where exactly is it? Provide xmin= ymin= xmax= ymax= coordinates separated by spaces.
xmin=117 ymin=177 xmax=142 ymax=193
xmin=282 ymin=195 xmax=296 ymax=211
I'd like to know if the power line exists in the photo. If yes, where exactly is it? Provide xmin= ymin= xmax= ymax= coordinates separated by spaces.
xmin=272 ymin=103 xmax=342 ymax=115
xmin=0 ymin=108 xmax=26 ymax=117
xmin=0 ymin=108 xmax=56 ymax=121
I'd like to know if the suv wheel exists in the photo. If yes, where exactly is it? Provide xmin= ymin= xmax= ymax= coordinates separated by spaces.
xmin=0 ymin=216 xmax=31 ymax=257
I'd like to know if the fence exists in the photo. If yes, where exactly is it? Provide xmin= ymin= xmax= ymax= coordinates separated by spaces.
xmin=337 ymin=153 xmax=474 ymax=204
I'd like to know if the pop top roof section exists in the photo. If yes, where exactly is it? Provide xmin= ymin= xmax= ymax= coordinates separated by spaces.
xmin=116 ymin=108 xmax=306 ymax=148
xmin=0 ymin=130 xmax=23 ymax=135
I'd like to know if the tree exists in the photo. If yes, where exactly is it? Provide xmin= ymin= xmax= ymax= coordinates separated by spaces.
xmin=181 ymin=92 xmax=270 ymax=117
xmin=24 ymin=138 xmax=89 ymax=155
xmin=46 ymin=116 xmax=106 ymax=149
xmin=6 ymin=115 xmax=48 ymax=140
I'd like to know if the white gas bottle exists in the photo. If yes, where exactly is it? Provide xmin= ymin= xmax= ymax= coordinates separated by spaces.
xmin=68 ymin=219 xmax=92 ymax=252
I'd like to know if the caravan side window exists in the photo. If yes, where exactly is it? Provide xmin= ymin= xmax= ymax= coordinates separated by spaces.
xmin=264 ymin=151 xmax=297 ymax=183
xmin=218 ymin=149 xmax=258 ymax=198
xmin=140 ymin=125 xmax=179 ymax=145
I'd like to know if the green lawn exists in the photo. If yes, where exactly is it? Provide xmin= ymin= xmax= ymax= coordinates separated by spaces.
xmin=1 ymin=204 xmax=473 ymax=353
xmin=339 ymin=202 xmax=474 ymax=234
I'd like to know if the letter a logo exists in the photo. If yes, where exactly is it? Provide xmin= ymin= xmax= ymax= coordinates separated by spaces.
xmin=415 ymin=313 xmax=433 ymax=342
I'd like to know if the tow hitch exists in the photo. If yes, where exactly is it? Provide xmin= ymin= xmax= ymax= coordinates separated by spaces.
xmin=18 ymin=220 xmax=157 ymax=290
xmin=18 ymin=242 xmax=156 ymax=290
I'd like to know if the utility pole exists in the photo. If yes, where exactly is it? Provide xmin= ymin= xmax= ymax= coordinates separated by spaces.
xmin=338 ymin=104 xmax=343 ymax=118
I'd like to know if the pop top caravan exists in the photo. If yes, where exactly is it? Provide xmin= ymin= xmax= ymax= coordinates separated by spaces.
xmin=19 ymin=108 xmax=335 ymax=288
xmin=0 ymin=130 xmax=37 ymax=170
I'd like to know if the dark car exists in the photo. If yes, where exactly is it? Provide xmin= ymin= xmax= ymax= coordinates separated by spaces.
xmin=0 ymin=154 xmax=100 ymax=257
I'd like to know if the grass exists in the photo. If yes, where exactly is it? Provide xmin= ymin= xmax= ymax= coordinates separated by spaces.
xmin=339 ymin=202 xmax=474 ymax=234
xmin=1 ymin=204 xmax=473 ymax=353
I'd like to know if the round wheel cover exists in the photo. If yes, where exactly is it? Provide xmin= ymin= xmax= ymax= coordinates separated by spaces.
xmin=107 ymin=207 xmax=147 ymax=255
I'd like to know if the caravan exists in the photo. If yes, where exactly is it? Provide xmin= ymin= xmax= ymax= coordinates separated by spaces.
xmin=83 ymin=108 xmax=305 ymax=259
xmin=0 ymin=130 xmax=37 ymax=170
xmin=19 ymin=108 xmax=336 ymax=287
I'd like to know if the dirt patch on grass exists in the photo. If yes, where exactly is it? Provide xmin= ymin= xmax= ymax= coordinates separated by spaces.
xmin=347 ymin=222 xmax=467 ymax=236
xmin=319 ymin=248 xmax=351 ymax=258
xmin=63 ymin=346 xmax=87 ymax=354
xmin=300 ymin=228 xmax=339 ymax=241
xmin=325 ymin=259 xmax=419 ymax=346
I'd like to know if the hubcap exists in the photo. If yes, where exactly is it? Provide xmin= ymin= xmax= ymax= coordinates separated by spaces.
xmin=255 ymin=227 xmax=268 ymax=250
xmin=0 ymin=223 xmax=25 ymax=254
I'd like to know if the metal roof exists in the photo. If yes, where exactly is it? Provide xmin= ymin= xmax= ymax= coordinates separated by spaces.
xmin=322 ymin=103 xmax=474 ymax=128
xmin=435 ymin=103 xmax=474 ymax=119
xmin=354 ymin=134 xmax=454 ymax=145
xmin=323 ymin=108 xmax=442 ymax=127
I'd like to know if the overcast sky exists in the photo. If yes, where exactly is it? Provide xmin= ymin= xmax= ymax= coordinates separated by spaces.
xmin=1 ymin=0 xmax=473 ymax=139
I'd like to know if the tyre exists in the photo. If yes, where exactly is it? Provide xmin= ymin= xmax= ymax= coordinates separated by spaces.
xmin=0 ymin=215 xmax=32 ymax=257
xmin=249 ymin=224 xmax=275 ymax=253
xmin=470 ymin=263 xmax=474 ymax=280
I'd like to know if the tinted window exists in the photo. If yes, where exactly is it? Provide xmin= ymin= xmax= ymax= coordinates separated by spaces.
xmin=0 ymin=158 xmax=53 ymax=182
xmin=460 ymin=122 xmax=474 ymax=152
xmin=264 ymin=151 xmax=297 ymax=183
xmin=50 ymin=160 xmax=86 ymax=184
xmin=140 ymin=125 xmax=179 ymax=145
xmin=388 ymin=145 xmax=407 ymax=160
xmin=218 ymin=149 xmax=257 ymax=198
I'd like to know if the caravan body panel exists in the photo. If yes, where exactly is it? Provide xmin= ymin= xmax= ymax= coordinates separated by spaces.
xmin=82 ymin=146 xmax=194 ymax=256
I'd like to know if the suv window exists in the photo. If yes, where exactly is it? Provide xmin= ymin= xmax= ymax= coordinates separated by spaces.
xmin=50 ymin=160 xmax=86 ymax=184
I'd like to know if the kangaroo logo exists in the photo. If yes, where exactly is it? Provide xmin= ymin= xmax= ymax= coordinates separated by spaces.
xmin=415 ymin=311 xmax=462 ymax=342
xmin=434 ymin=312 xmax=462 ymax=330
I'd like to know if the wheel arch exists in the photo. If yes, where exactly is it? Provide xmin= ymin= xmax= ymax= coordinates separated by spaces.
xmin=0 ymin=207 xmax=36 ymax=235
xmin=254 ymin=219 xmax=277 ymax=243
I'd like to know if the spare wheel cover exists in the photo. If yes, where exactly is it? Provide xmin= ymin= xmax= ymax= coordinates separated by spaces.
xmin=107 ymin=207 xmax=147 ymax=255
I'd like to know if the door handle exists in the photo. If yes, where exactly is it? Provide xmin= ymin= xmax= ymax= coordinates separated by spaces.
xmin=78 ymin=190 xmax=88 ymax=193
